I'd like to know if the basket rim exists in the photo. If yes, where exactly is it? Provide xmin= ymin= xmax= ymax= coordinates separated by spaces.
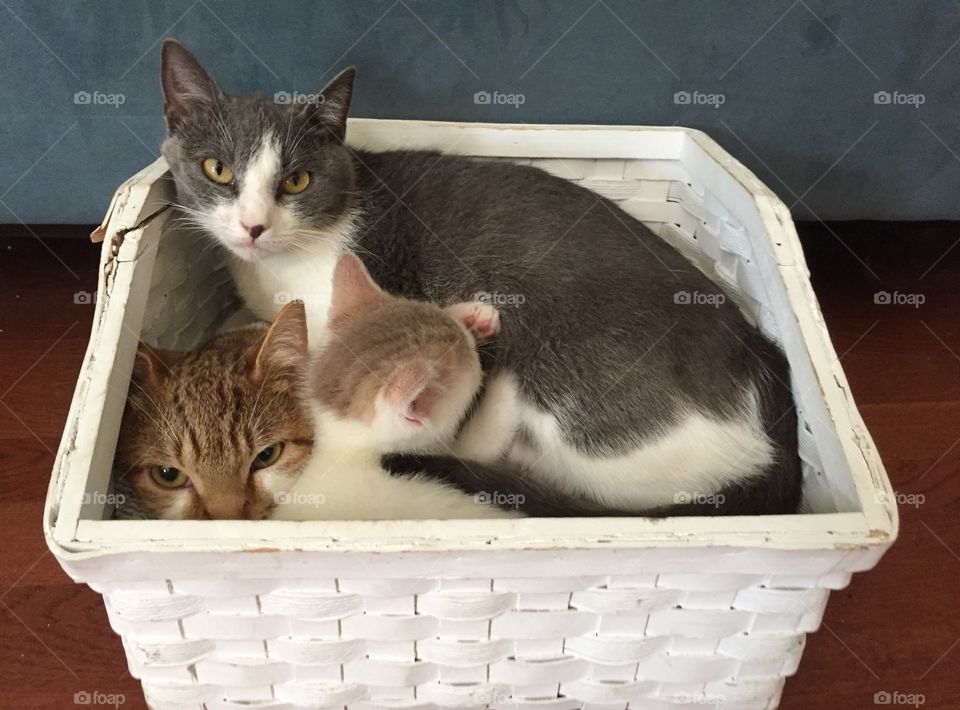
xmin=44 ymin=120 xmax=898 ymax=562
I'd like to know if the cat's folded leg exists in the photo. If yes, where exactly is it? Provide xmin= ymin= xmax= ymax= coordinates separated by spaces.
xmin=453 ymin=372 xmax=522 ymax=463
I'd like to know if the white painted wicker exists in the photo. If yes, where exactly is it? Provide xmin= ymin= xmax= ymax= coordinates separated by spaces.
xmin=44 ymin=120 xmax=897 ymax=710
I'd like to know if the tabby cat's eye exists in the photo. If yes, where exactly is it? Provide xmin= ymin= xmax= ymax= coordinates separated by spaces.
xmin=251 ymin=443 xmax=284 ymax=470
xmin=149 ymin=465 xmax=189 ymax=488
xmin=281 ymin=170 xmax=310 ymax=195
xmin=202 ymin=158 xmax=234 ymax=185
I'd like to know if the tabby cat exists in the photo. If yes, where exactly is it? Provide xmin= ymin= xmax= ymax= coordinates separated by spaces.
xmin=114 ymin=305 xmax=312 ymax=519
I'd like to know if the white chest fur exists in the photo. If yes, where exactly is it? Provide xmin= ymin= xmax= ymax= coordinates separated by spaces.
xmin=228 ymin=244 xmax=338 ymax=349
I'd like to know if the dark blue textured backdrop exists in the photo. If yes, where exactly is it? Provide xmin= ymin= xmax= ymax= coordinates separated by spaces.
xmin=1 ymin=0 xmax=959 ymax=223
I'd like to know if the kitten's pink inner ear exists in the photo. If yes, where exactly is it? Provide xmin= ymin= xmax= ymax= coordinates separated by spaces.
xmin=329 ymin=252 xmax=389 ymax=324
xmin=249 ymin=301 xmax=309 ymax=379
xmin=383 ymin=363 xmax=437 ymax=428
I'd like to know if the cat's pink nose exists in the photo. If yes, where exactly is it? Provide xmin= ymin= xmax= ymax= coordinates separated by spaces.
xmin=243 ymin=223 xmax=268 ymax=240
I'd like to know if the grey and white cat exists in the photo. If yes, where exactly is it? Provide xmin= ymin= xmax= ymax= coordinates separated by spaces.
xmin=159 ymin=39 xmax=801 ymax=515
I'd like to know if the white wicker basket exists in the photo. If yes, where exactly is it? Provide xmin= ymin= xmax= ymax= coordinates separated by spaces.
xmin=45 ymin=120 xmax=897 ymax=710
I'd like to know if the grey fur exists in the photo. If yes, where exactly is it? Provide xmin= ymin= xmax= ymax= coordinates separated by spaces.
xmin=160 ymin=39 xmax=801 ymax=515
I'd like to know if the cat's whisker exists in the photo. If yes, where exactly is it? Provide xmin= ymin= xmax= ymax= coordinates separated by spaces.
xmin=246 ymin=359 xmax=271 ymax=434
xmin=212 ymin=101 xmax=232 ymax=145
xmin=197 ymin=237 xmax=228 ymax=260
xmin=140 ymin=399 xmax=180 ymax=449
xmin=127 ymin=398 xmax=169 ymax=440
xmin=338 ymin=242 xmax=382 ymax=265
xmin=250 ymin=388 xmax=287 ymax=441
xmin=162 ymin=200 xmax=209 ymax=218
xmin=287 ymin=114 xmax=317 ymax=158
xmin=127 ymin=392 xmax=180 ymax=450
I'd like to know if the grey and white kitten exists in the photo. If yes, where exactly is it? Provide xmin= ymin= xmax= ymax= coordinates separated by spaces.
xmin=159 ymin=38 xmax=801 ymax=515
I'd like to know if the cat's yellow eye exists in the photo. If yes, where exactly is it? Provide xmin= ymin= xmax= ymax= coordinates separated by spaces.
xmin=281 ymin=170 xmax=310 ymax=195
xmin=251 ymin=443 xmax=285 ymax=470
xmin=149 ymin=465 xmax=189 ymax=488
xmin=202 ymin=158 xmax=234 ymax=185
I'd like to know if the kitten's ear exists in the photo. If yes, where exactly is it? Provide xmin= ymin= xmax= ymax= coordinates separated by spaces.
xmin=132 ymin=344 xmax=181 ymax=387
xmin=328 ymin=252 xmax=388 ymax=325
xmin=312 ymin=67 xmax=356 ymax=142
xmin=161 ymin=38 xmax=222 ymax=133
xmin=248 ymin=301 xmax=309 ymax=380
xmin=378 ymin=361 xmax=439 ymax=429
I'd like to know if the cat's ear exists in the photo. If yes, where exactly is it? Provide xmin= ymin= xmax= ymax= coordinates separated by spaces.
xmin=312 ymin=67 xmax=356 ymax=142
xmin=132 ymin=344 xmax=181 ymax=387
xmin=377 ymin=361 xmax=439 ymax=430
xmin=328 ymin=252 xmax=388 ymax=325
xmin=161 ymin=38 xmax=222 ymax=134
xmin=248 ymin=301 xmax=309 ymax=380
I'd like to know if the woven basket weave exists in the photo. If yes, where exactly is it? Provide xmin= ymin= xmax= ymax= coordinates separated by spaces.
xmin=44 ymin=120 xmax=897 ymax=710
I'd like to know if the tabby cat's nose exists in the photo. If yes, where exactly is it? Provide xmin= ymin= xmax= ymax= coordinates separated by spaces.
xmin=244 ymin=223 xmax=267 ymax=240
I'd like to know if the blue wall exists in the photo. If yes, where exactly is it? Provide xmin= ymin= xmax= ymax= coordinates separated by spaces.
xmin=2 ymin=1 xmax=959 ymax=224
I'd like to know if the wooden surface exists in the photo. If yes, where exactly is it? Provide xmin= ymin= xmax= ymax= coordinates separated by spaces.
xmin=1 ymin=224 xmax=958 ymax=709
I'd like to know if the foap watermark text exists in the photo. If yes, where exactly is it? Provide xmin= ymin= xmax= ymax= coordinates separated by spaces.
xmin=73 ymin=690 xmax=125 ymax=707
xmin=474 ymin=90 xmax=525 ymax=108
xmin=674 ymin=491 xmax=726 ymax=508
xmin=674 ymin=90 xmax=725 ymax=109
xmin=874 ymin=690 xmax=925 ymax=707
xmin=80 ymin=491 xmax=126 ymax=506
xmin=474 ymin=291 xmax=526 ymax=308
xmin=674 ymin=290 xmax=725 ymax=308
xmin=875 ymin=491 xmax=925 ymax=508
xmin=274 ymin=491 xmax=326 ymax=507
xmin=474 ymin=490 xmax=525 ymax=509
xmin=74 ymin=91 xmax=125 ymax=107
xmin=274 ymin=90 xmax=325 ymax=106
xmin=74 ymin=290 xmax=98 ymax=305
xmin=874 ymin=290 xmax=925 ymax=308
xmin=874 ymin=91 xmax=925 ymax=108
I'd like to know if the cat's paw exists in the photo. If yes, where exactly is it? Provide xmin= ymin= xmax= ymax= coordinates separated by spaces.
xmin=446 ymin=302 xmax=501 ymax=342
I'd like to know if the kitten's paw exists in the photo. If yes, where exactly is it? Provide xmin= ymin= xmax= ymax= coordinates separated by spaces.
xmin=446 ymin=302 xmax=500 ymax=342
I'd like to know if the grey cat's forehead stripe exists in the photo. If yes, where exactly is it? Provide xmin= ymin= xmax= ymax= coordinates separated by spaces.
xmin=238 ymin=132 xmax=281 ymax=200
